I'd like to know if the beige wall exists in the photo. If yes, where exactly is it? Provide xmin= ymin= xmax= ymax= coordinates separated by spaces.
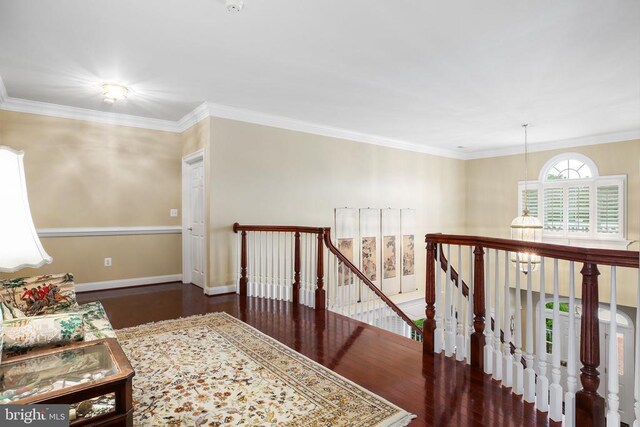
xmin=466 ymin=139 xmax=640 ymax=306
xmin=208 ymin=117 xmax=467 ymax=289
xmin=0 ymin=110 xmax=182 ymax=283
xmin=1 ymin=107 xmax=637 ymax=307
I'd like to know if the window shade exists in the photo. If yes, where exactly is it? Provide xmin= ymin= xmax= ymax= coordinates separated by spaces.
xmin=521 ymin=189 xmax=539 ymax=218
xmin=597 ymin=185 xmax=619 ymax=234
xmin=543 ymin=188 xmax=564 ymax=231
xmin=567 ymin=186 xmax=590 ymax=233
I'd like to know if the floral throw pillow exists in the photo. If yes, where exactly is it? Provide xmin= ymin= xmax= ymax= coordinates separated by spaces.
xmin=0 ymin=273 xmax=78 ymax=317
xmin=2 ymin=312 xmax=85 ymax=355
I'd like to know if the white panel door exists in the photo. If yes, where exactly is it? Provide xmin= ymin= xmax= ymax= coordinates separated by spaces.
xmin=188 ymin=160 xmax=205 ymax=288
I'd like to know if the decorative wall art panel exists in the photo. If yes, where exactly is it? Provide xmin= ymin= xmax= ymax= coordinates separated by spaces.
xmin=361 ymin=236 xmax=377 ymax=282
xmin=383 ymin=236 xmax=397 ymax=279
xmin=402 ymin=235 xmax=415 ymax=276
xmin=400 ymin=208 xmax=416 ymax=292
xmin=335 ymin=208 xmax=358 ymax=239
xmin=333 ymin=208 xmax=359 ymax=306
xmin=337 ymin=238 xmax=354 ymax=286
xmin=359 ymin=208 xmax=381 ymax=301
xmin=335 ymin=208 xmax=360 ymax=286
xmin=381 ymin=208 xmax=401 ymax=295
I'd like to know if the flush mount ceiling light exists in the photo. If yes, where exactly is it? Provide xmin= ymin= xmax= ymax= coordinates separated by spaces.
xmin=101 ymin=83 xmax=129 ymax=104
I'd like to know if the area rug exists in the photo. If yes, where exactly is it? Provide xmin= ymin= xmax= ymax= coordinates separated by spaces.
xmin=116 ymin=312 xmax=416 ymax=426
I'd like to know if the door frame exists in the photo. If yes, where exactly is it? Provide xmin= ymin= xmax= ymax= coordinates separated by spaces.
xmin=182 ymin=149 xmax=206 ymax=287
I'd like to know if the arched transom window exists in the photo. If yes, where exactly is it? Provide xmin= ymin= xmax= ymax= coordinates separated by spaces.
xmin=545 ymin=158 xmax=593 ymax=180
xmin=518 ymin=153 xmax=626 ymax=248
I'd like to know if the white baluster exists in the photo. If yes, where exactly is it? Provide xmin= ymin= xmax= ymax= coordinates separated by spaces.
xmin=262 ymin=231 xmax=266 ymax=297
xmin=537 ymin=257 xmax=549 ymax=412
xmin=257 ymin=231 xmax=261 ymax=297
xmin=565 ymin=261 xmax=578 ymax=427
xmin=466 ymin=246 xmax=473 ymax=365
xmin=513 ymin=257 xmax=524 ymax=395
xmin=278 ymin=232 xmax=282 ymax=299
xmin=484 ymin=249 xmax=494 ymax=374
xmin=634 ymin=254 xmax=640 ymax=427
xmin=435 ymin=244 xmax=444 ymax=353
xmin=269 ymin=232 xmax=274 ymax=299
xmin=503 ymin=251 xmax=513 ymax=388
xmin=456 ymin=245 xmax=465 ymax=361
xmin=524 ymin=259 xmax=536 ymax=403
xmin=247 ymin=231 xmax=258 ymax=297
xmin=494 ymin=249 xmax=502 ymax=381
xmin=254 ymin=231 xmax=259 ymax=297
xmin=236 ymin=231 xmax=240 ymax=293
xmin=607 ymin=266 xmax=620 ymax=427
xmin=550 ymin=259 xmax=563 ymax=421
xmin=445 ymin=245 xmax=455 ymax=357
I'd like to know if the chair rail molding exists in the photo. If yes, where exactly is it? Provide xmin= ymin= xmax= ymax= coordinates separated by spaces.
xmin=37 ymin=226 xmax=182 ymax=238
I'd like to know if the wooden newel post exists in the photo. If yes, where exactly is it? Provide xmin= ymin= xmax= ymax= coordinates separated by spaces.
xmin=239 ymin=230 xmax=248 ymax=296
xmin=423 ymin=241 xmax=437 ymax=353
xmin=576 ymin=262 xmax=605 ymax=427
xmin=470 ymin=246 xmax=485 ymax=371
xmin=293 ymin=232 xmax=301 ymax=305
xmin=315 ymin=230 xmax=326 ymax=311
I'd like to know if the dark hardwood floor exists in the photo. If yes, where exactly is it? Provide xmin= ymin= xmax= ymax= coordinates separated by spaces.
xmin=78 ymin=283 xmax=549 ymax=426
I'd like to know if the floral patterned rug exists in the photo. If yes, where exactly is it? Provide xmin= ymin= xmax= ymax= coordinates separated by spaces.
xmin=116 ymin=312 xmax=415 ymax=426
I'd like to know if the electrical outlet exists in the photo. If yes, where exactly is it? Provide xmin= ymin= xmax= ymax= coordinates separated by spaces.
xmin=104 ymin=257 xmax=112 ymax=267
xmin=170 ymin=209 xmax=178 ymax=217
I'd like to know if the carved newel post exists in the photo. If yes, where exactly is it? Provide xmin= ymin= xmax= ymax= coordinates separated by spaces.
xmin=575 ymin=262 xmax=605 ymax=427
xmin=423 ymin=241 xmax=436 ymax=353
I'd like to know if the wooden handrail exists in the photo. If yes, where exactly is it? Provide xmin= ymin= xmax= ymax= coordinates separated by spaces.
xmin=323 ymin=228 xmax=424 ymax=338
xmin=426 ymin=234 xmax=639 ymax=268
xmin=233 ymin=223 xmax=324 ymax=234
xmin=232 ymin=222 xmax=421 ymax=338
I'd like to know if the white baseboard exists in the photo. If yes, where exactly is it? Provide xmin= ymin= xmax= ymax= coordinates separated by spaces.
xmin=204 ymin=284 xmax=237 ymax=296
xmin=75 ymin=274 xmax=183 ymax=292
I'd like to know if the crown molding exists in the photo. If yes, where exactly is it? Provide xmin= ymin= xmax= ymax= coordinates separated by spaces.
xmin=0 ymin=75 xmax=7 ymax=104
xmin=177 ymin=102 xmax=211 ymax=132
xmin=202 ymin=101 xmax=464 ymax=159
xmin=0 ymin=96 xmax=181 ymax=132
xmin=462 ymin=129 xmax=640 ymax=160
xmin=0 ymin=72 xmax=636 ymax=160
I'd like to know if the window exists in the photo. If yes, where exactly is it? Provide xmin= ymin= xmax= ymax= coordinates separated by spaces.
xmin=518 ymin=153 xmax=627 ymax=249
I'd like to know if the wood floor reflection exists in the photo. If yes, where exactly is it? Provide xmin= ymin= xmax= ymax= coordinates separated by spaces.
xmin=78 ymin=283 xmax=549 ymax=426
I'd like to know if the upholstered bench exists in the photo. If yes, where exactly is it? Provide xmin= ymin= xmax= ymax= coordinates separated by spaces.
xmin=0 ymin=273 xmax=116 ymax=358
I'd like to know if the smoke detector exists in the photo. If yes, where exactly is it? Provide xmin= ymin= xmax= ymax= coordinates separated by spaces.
xmin=225 ymin=0 xmax=243 ymax=13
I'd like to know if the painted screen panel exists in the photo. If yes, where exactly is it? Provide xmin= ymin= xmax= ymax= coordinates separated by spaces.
xmin=400 ymin=208 xmax=416 ymax=292
xmin=381 ymin=208 xmax=401 ymax=295
xmin=359 ymin=208 xmax=381 ymax=301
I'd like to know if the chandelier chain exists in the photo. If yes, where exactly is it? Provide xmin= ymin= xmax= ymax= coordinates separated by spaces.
xmin=522 ymin=124 xmax=529 ymax=216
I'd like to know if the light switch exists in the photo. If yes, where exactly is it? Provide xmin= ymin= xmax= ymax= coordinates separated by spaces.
xmin=170 ymin=209 xmax=178 ymax=217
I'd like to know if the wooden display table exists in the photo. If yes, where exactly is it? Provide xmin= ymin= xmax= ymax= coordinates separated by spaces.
xmin=0 ymin=338 xmax=134 ymax=426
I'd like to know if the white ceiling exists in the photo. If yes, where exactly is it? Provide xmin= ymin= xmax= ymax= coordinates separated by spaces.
xmin=0 ymin=0 xmax=639 ymax=155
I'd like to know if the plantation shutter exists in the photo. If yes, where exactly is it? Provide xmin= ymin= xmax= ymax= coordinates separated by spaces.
xmin=521 ymin=189 xmax=539 ymax=218
xmin=543 ymin=188 xmax=564 ymax=231
xmin=567 ymin=186 xmax=590 ymax=232
xmin=597 ymin=185 xmax=620 ymax=234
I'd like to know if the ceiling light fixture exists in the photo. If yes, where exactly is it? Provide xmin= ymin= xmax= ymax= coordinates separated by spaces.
xmin=101 ymin=83 xmax=129 ymax=104
xmin=510 ymin=124 xmax=542 ymax=273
